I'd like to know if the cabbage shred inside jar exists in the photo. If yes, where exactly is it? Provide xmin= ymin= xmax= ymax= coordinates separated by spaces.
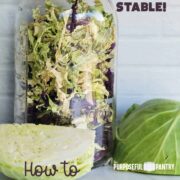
xmin=25 ymin=0 xmax=115 ymax=164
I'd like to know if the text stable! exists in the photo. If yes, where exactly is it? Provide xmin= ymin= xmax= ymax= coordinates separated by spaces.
xmin=116 ymin=2 xmax=167 ymax=12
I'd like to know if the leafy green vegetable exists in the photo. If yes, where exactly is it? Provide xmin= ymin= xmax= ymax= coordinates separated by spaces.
xmin=0 ymin=124 xmax=95 ymax=179
xmin=113 ymin=99 xmax=180 ymax=175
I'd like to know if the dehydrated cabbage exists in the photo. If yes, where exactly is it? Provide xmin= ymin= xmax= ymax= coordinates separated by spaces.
xmin=25 ymin=0 xmax=115 ymax=162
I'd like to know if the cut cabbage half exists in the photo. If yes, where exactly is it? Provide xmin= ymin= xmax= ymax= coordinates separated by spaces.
xmin=0 ymin=124 xmax=95 ymax=179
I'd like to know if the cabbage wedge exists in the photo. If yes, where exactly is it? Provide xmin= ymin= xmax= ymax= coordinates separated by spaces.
xmin=0 ymin=124 xmax=95 ymax=179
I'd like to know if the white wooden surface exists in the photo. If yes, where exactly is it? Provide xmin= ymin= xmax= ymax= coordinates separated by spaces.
xmin=0 ymin=0 xmax=180 ymax=179
xmin=0 ymin=0 xmax=18 ymax=123
xmin=115 ymin=0 xmax=180 ymax=118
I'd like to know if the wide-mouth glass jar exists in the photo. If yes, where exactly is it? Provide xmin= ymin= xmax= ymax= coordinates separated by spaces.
xmin=14 ymin=0 xmax=117 ymax=165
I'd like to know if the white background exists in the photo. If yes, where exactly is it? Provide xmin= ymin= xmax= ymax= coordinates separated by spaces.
xmin=115 ymin=0 xmax=180 ymax=119
xmin=0 ymin=0 xmax=180 ymax=179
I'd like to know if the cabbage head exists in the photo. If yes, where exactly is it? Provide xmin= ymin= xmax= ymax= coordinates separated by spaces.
xmin=113 ymin=99 xmax=180 ymax=175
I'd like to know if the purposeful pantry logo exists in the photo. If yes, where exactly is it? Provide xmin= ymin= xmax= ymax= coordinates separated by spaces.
xmin=143 ymin=162 xmax=175 ymax=172
xmin=114 ymin=162 xmax=175 ymax=172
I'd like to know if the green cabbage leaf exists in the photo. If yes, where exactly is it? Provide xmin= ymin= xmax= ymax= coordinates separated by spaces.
xmin=113 ymin=99 xmax=180 ymax=175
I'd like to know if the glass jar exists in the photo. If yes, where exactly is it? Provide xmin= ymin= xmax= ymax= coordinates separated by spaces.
xmin=15 ymin=0 xmax=117 ymax=165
